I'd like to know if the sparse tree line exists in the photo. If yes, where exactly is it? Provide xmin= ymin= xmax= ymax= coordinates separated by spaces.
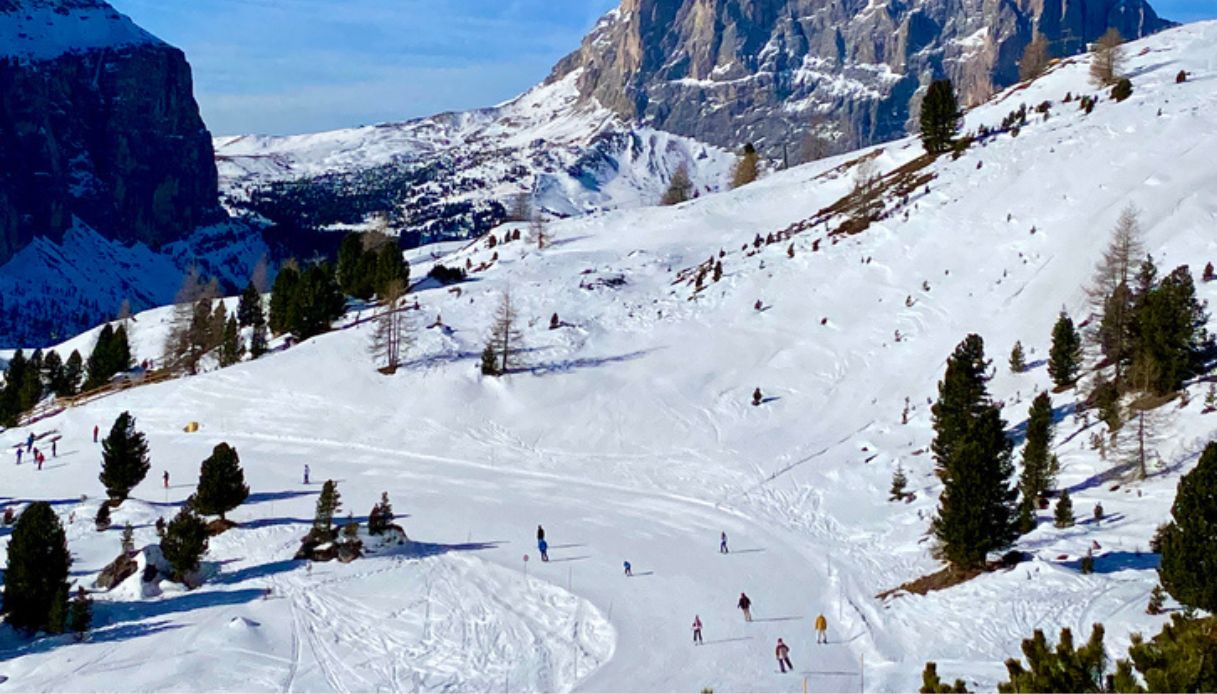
xmin=3 ymin=411 xmax=250 ymax=638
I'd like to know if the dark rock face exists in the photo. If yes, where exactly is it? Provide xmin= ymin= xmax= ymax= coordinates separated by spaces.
xmin=0 ymin=0 xmax=223 ymax=266
xmin=551 ymin=0 xmax=1172 ymax=155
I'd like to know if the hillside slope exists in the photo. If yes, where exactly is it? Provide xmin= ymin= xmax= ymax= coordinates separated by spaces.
xmin=3 ymin=21 xmax=1217 ymax=692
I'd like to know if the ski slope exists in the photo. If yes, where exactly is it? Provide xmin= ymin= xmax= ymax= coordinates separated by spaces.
xmin=3 ymin=21 xmax=1217 ymax=692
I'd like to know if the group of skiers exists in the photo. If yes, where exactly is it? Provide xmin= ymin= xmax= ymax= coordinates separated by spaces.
xmin=534 ymin=523 xmax=832 ymax=675
xmin=12 ymin=431 xmax=58 ymax=470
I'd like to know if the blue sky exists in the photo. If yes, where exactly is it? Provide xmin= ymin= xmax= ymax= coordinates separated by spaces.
xmin=110 ymin=0 xmax=1213 ymax=137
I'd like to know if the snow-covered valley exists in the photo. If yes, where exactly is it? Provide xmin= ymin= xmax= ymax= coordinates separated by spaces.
xmin=2 ymin=20 xmax=1217 ymax=693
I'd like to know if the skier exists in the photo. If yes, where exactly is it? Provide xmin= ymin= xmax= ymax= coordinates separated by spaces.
xmin=163 ymin=471 xmax=170 ymax=489
xmin=93 ymin=424 xmax=99 ymax=443
xmin=26 ymin=432 xmax=34 ymax=452
xmin=303 ymin=464 xmax=310 ymax=485
xmin=15 ymin=448 xmax=22 ymax=465
xmin=720 ymin=531 xmax=729 ymax=554
xmin=538 ymin=538 xmax=549 ymax=562
xmin=776 ymin=638 xmax=793 ymax=673
xmin=51 ymin=439 xmax=56 ymax=458
xmin=537 ymin=525 xmax=545 ymax=542
xmin=737 ymin=592 xmax=753 ymax=622
xmin=815 ymin=613 xmax=828 ymax=644
xmin=35 ymin=450 xmax=44 ymax=471
xmin=754 ymin=299 xmax=763 ymax=312
xmin=692 ymin=615 xmax=704 ymax=645
xmin=623 ymin=561 xmax=632 ymax=577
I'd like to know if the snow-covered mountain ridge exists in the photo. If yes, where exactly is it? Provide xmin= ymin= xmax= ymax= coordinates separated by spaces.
xmin=3 ymin=20 xmax=1217 ymax=693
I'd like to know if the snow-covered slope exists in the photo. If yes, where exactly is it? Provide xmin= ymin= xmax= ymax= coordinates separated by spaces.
xmin=216 ymin=72 xmax=735 ymax=243
xmin=3 ymin=21 xmax=1217 ymax=692
xmin=0 ymin=0 xmax=161 ymax=61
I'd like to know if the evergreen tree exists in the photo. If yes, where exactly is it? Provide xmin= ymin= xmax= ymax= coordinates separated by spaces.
xmin=336 ymin=232 xmax=369 ymax=298
xmin=313 ymin=480 xmax=342 ymax=538
xmin=189 ymin=443 xmax=250 ymax=522
xmin=921 ymin=662 xmax=970 ymax=693
xmin=290 ymin=263 xmax=346 ymax=340
xmin=121 ymin=522 xmax=135 ymax=555
xmin=1146 ymin=584 xmax=1165 ymax=615
xmin=2 ymin=501 xmax=71 ymax=633
xmin=161 ymin=508 xmax=209 ymax=583
xmin=62 ymin=350 xmax=83 ymax=395
xmin=42 ymin=350 xmax=64 ymax=396
xmin=1048 ymin=313 xmax=1083 ymax=389
xmin=997 ymin=624 xmax=1108 ymax=693
xmin=931 ymin=334 xmax=991 ymax=481
xmin=1130 ymin=265 xmax=1208 ymax=394
xmin=661 ymin=164 xmax=693 ymax=205
xmin=84 ymin=324 xmax=117 ymax=389
xmin=46 ymin=587 xmax=68 ymax=635
xmin=1120 ymin=614 xmax=1217 ymax=692
xmin=1019 ymin=392 xmax=1056 ymax=505
xmin=1054 ymin=489 xmax=1075 ymax=528
xmin=480 ymin=343 xmax=500 ymax=376
xmin=220 ymin=316 xmax=242 ymax=367
xmin=1009 ymin=341 xmax=1026 ymax=373
xmin=920 ymin=80 xmax=962 ymax=154
xmin=269 ymin=264 xmax=301 ymax=336
xmin=1090 ymin=375 xmax=1122 ymax=430
xmin=69 ymin=587 xmax=92 ymax=640
xmin=237 ymin=282 xmax=264 ymax=328
xmin=890 ymin=465 xmax=910 ymax=501
xmin=1157 ymin=442 xmax=1217 ymax=611
xmin=372 ymin=243 xmax=409 ymax=299
xmin=368 ymin=492 xmax=394 ymax=535
xmin=731 ymin=143 xmax=761 ymax=189
xmin=98 ymin=411 xmax=151 ymax=504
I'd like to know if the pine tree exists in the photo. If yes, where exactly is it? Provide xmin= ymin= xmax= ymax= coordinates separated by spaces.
xmin=480 ymin=343 xmax=500 ymax=376
xmin=42 ymin=349 xmax=64 ymax=396
xmin=1091 ymin=375 xmax=1122 ymax=431
xmin=920 ymin=80 xmax=962 ymax=154
xmin=63 ymin=350 xmax=83 ymax=395
xmin=368 ymin=492 xmax=394 ymax=535
xmin=269 ymin=263 xmax=301 ymax=336
xmin=69 ymin=587 xmax=92 ymax=640
xmin=1130 ymin=265 xmax=1208 ymax=394
xmin=3 ymin=502 xmax=71 ymax=633
xmin=161 ymin=508 xmax=209 ymax=584
xmin=1054 ymin=489 xmax=1075 ymax=528
xmin=1019 ymin=32 xmax=1050 ymax=82
xmin=46 ymin=587 xmax=68 ymax=635
xmin=731 ymin=143 xmax=760 ymax=189
xmin=890 ymin=465 xmax=909 ymax=502
xmin=930 ymin=335 xmax=1018 ymax=569
xmin=921 ymin=662 xmax=970 ymax=693
xmin=997 ymin=625 xmax=1108 ymax=693
xmin=189 ymin=443 xmax=249 ymax=522
xmin=1090 ymin=28 xmax=1125 ymax=87
xmin=99 ymin=411 xmax=151 ymax=505
xmin=1147 ymin=584 xmax=1165 ymax=615
xmin=661 ymin=164 xmax=693 ymax=205
xmin=1019 ymin=392 xmax=1056 ymax=505
xmin=237 ymin=282 xmax=263 ymax=328
xmin=313 ymin=480 xmax=342 ymax=538
xmin=1009 ymin=341 xmax=1026 ymax=373
xmin=1158 ymin=442 xmax=1217 ymax=611
xmin=372 ymin=243 xmax=410 ymax=298
xmin=291 ymin=263 xmax=346 ymax=340
xmin=336 ymin=232 xmax=370 ymax=299
xmin=1120 ymin=614 xmax=1217 ymax=691
xmin=220 ymin=315 xmax=242 ymax=367
xmin=1048 ymin=313 xmax=1083 ymax=389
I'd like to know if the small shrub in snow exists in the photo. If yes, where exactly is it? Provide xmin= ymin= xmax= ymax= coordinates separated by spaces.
xmin=94 ymin=504 xmax=111 ymax=532
xmin=161 ymin=509 xmax=209 ymax=584
xmin=1111 ymin=78 xmax=1133 ymax=102
xmin=1053 ymin=490 xmax=1075 ymax=528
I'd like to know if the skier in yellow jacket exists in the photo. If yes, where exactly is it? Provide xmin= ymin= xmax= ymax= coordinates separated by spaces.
xmin=815 ymin=613 xmax=828 ymax=644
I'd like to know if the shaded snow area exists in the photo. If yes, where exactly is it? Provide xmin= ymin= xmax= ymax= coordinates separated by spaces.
xmin=214 ymin=71 xmax=736 ymax=220
xmin=2 ymin=21 xmax=1217 ymax=692
xmin=0 ymin=0 xmax=161 ymax=61
xmin=0 ymin=220 xmax=267 ymax=347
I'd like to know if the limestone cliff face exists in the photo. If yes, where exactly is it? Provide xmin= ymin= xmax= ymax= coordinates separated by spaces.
xmin=550 ymin=0 xmax=1172 ymax=155
xmin=0 ymin=0 xmax=223 ymax=265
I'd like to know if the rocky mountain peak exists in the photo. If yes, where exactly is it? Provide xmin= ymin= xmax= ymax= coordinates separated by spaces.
xmin=551 ymin=0 xmax=1172 ymax=156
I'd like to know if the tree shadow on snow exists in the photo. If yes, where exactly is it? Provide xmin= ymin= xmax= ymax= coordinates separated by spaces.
xmin=1063 ymin=551 xmax=1159 ymax=574
xmin=730 ymin=548 xmax=766 ymax=554
xmin=242 ymin=514 xmax=370 ymax=530
xmin=1007 ymin=402 xmax=1077 ymax=447
xmin=96 ymin=588 xmax=267 ymax=627
xmin=525 ymin=350 xmax=656 ymax=376
xmin=390 ymin=540 xmax=503 ymax=559
xmin=751 ymin=616 xmax=803 ymax=623
xmin=246 ymin=490 xmax=319 ymax=505
xmin=545 ymin=555 xmax=591 ymax=563
xmin=213 ymin=559 xmax=302 ymax=585
xmin=701 ymin=636 xmax=752 ymax=645
xmin=0 ymin=620 xmax=183 ymax=660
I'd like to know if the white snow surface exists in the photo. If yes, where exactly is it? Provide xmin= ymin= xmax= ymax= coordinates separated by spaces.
xmin=3 ymin=21 xmax=1217 ymax=692
xmin=0 ymin=0 xmax=162 ymax=61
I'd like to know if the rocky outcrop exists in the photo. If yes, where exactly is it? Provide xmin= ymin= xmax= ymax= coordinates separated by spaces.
xmin=550 ymin=0 xmax=1173 ymax=155
xmin=0 ymin=0 xmax=223 ymax=266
